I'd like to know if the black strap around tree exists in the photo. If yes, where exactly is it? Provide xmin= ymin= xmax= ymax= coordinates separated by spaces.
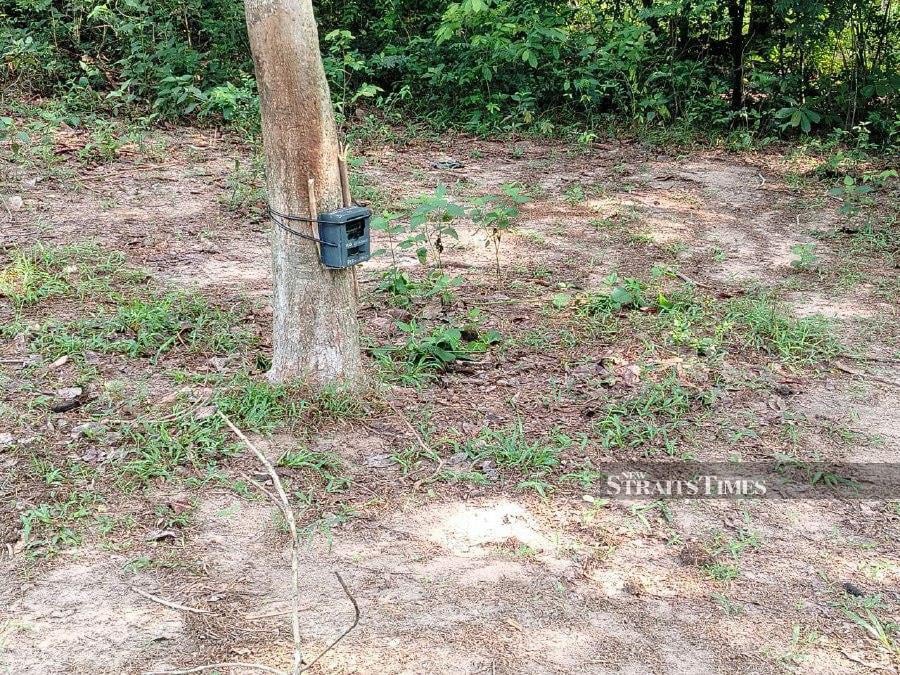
xmin=268 ymin=206 xmax=337 ymax=247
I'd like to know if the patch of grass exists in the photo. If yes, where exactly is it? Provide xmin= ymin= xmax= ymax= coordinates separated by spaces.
xmin=728 ymin=293 xmax=840 ymax=364
xmin=311 ymin=384 xmax=367 ymax=420
xmin=456 ymin=421 xmax=562 ymax=472
xmin=0 ymin=242 xmax=144 ymax=308
xmin=214 ymin=375 xmax=306 ymax=434
xmin=702 ymin=561 xmax=740 ymax=582
xmin=849 ymin=218 xmax=898 ymax=257
xmin=593 ymin=375 xmax=698 ymax=456
xmin=20 ymin=489 xmax=104 ymax=557
xmin=279 ymin=447 xmax=349 ymax=492
xmin=121 ymin=414 xmax=236 ymax=485
xmin=31 ymin=292 xmax=254 ymax=361
xmin=699 ymin=527 xmax=761 ymax=582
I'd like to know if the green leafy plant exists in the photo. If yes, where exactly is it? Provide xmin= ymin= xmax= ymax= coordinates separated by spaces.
xmin=372 ymin=310 xmax=501 ymax=385
xmin=470 ymin=183 xmax=530 ymax=278
xmin=775 ymin=102 xmax=821 ymax=134
xmin=829 ymin=176 xmax=876 ymax=215
xmin=790 ymin=243 xmax=819 ymax=271
xmin=404 ymin=185 xmax=466 ymax=267
xmin=580 ymin=273 xmax=647 ymax=317
xmin=376 ymin=269 xmax=462 ymax=308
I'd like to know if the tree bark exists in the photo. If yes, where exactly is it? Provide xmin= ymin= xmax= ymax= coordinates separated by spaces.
xmin=244 ymin=0 xmax=364 ymax=388
xmin=748 ymin=0 xmax=773 ymax=44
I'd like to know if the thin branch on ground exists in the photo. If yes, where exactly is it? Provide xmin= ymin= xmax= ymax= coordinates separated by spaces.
xmin=840 ymin=353 xmax=900 ymax=365
xmin=834 ymin=361 xmax=900 ymax=388
xmin=131 ymin=586 xmax=211 ymax=615
xmin=144 ymin=663 xmax=283 ymax=675
xmin=298 ymin=572 xmax=360 ymax=674
xmin=388 ymin=400 xmax=444 ymax=488
xmin=219 ymin=411 xmax=304 ymax=675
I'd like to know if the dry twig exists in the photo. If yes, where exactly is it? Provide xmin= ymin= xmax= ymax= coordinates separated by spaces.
xmin=151 ymin=413 xmax=359 ymax=675
xmin=131 ymin=586 xmax=211 ymax=615
xmin=387 ymin=400 xmax=445 ymax=488
xmin=145 ymin=663 xmax=283 ymax=675
xmin=298 ymin=572 xmax=360 ymax=674
xmin=834 ymin=361 xmax=900 ymax=388
xmin=219 ymin=411 xmax=304 ymax=675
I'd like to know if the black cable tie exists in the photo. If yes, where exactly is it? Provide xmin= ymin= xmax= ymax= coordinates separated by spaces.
xmin=269 ymin=206 xmax=327 ymax=225
xmin=268 ymin=207 xmax=338 ymax=247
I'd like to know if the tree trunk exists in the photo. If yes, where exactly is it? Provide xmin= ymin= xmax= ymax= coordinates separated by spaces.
xmin=244 ymin=0 xmax=364 ymax=388
xmin=641 ymin=0 xmax=661 ymax=36
xmin=748 ymin=0 xmax=773 ymax=44
xmin=728 ymin=0 xmax=747 ymax=112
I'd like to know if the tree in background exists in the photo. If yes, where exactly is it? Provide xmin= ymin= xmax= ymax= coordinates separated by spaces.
xmin=244 ymin=0 xmax=364 ymax=387
xmin=2 ymin=0 xmax=898 ymax=141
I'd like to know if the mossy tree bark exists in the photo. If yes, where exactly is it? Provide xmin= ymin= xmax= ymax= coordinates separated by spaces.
xmin=245 ymin=0 xmax=364 ymax=388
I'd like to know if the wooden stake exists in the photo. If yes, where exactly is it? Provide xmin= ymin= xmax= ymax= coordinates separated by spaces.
xmin=306 ymin=177 xmax=320 ymax=259
xmin=338 ymin=144 xmax=352 ymax=208
xmin=337 ymin=146 xmax=360 ymax=303
xmin=306 ymin=177 xmax=318 ymax=230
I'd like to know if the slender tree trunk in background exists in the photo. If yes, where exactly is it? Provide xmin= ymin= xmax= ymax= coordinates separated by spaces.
xmin=729 ymin=0 xmax=747 ymax=111
xmin=642 ymin=0 xmax=661 ymax=36
xmin=676 ymin=1 xmax=691 ymax=56
xmin=748 ymin=0 xmax=773 ymax=44
xmin=245 ymin=0 xmax=364 ymax=388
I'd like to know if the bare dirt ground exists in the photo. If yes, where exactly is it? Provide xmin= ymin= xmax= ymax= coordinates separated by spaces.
xmin=1 ymin=123 xmax=898 ymax=674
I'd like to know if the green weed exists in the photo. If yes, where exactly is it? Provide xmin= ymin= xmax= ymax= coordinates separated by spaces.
xmin=842 ymin=608 xmax=898 ymax=652
xmin=790 ymin=243 xmax=819 ymax=271
xmin=279 ymin=447 xmax=349 ymax=492
xmin=0 ymin=243 xmax=142 ymax=308
xmin=375 ymin=269 xmax=462 ymax=308
xmin=20 ymin=489 xmax=103 ymax=557
xmin=121 ymin=415 xmax=236 ymax=485
xmin=372 ymin=311 xmax=501 ymax=385
xmin=31 ymin=292 xmax=254 ymax=361
xmin=702 ymin=561 xmax=740 ymax=582
xmin=593 ymin=375 xmax=697 ymax=456
xmin=214 ymin=375 xmax=305 ymax=433
xmin=729 ymin=293 xmax=840 ymax=364
xmin=457 ymin=421 xmax=561 ymax=472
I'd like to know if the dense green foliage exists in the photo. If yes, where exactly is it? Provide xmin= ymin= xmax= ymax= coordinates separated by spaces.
xmin=2 ymin=0 xmax=898 ymax=141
